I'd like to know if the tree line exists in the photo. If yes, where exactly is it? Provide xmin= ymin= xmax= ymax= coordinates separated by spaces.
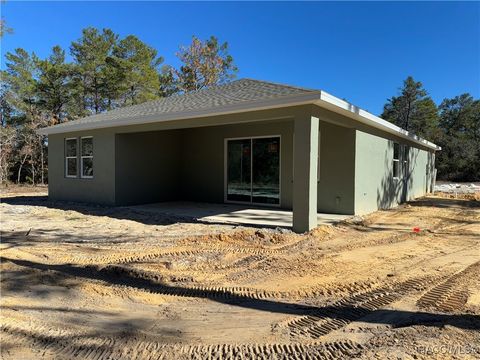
xmin=0 ymin=28 xmax=237 ymax=184
xmin=1 ymin=27 xmax=478 ymax=185
xmin=381 ymin=77 xmax=479 ymax=181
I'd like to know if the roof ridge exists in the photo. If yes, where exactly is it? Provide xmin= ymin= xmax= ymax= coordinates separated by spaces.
xmin=239 ymin=78 xmax=319 ymax=93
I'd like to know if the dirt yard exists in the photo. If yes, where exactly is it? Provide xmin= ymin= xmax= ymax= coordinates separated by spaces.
xmin=1 ymin=187 xmax=479 ymax=359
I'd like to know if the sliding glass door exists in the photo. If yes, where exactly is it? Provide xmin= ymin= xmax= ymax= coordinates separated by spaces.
xmin=226 ymin=136 xmax=280 ymax=205
xmin=226 ymin=139 xmax=252 ymax=202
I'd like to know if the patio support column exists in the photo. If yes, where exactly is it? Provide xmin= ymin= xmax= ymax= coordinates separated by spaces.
xmin=292 ymin=115 xmax=319 ymax=233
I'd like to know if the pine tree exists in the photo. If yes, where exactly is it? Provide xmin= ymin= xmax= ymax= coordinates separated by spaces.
xmin=36 ymin=46 xmax=75 ymax=124
xmin=1 ymin=48 xmax=46 ymax=184
xmin=436 ymin=94 xmax=480 ymax=181
xmin=382 ymin=76 xmax=439 ymax=139
xmin=70 ymin=28 xmax=118 ymax=114
xmin=110 ymin=35 xmax=163 ymax=106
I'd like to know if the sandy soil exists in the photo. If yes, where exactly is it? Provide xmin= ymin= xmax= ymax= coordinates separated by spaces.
xmin=1 ymin=187 xmax=479 ymax=359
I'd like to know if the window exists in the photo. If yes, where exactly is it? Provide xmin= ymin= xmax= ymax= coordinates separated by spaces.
xmin=81 ymin=137 xmax=93 ymax=178
xmin=393 ymin=142 xmax=400 ymax=179
xmin=226 ymin=136 xmax=280 ymax=205
xmin=402 ymin=145 xmax=409 ymax=176
xmin=65 ymin=138 xmax=78 ymax=178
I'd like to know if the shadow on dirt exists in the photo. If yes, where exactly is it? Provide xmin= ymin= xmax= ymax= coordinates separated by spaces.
xmin=0 ymin=316 xmax=181 ymax=358
xmin=409 ymin=197 xmax=480 ymax=209
xmin=0 ymin=228 xmax=146 ymax=247
xmin=0 ymin=305 xmax=116 ymax=315
xmin=2 ymin=256 xmax=479 ymax=331
xmin=0 ymin=195 xmax=281 ymax=229
xmin=1 ymin=195 xmax=189 ymax=226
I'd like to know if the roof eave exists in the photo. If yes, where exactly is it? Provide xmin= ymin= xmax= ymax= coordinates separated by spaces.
xmin=315 ymin=91 xmax=441 ymax=151
xmin=37 ymin=89 xmax=440 ymax=151
xmin=36 ymin=92 xmax=321 ymax=135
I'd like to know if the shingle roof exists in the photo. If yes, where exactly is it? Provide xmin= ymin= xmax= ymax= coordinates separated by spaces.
xmin=42 ymin=79 xmax=319 ymax=133
xmin=37 ymin=78 xmax=440 ymax=150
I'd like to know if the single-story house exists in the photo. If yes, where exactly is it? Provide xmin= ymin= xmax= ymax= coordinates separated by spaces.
xmin=38 ymin=79 xmax=440 ymax=233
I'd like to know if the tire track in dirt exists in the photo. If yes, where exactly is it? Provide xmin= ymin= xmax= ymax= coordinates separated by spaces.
xmin=152 ymin=340 xmax=364 ymax=360
xmin=64 ymin=229 xmax=310 ymax=266
xmin=66 ymin=245 xmax=286 ymax=266
xmin=3 ymin=255 xmax=383 ymax=304
xmin=166 ymin=253 xmax=268 ymax=272
xmin=0 ymin=323 xmax=114 ymax=360
xmin=107 ymin=262 xmax=381 ymax=300
xmin=0 ymin=322 xmax=364 ymax=360
xmin=69 ymin=228 xmax=420 ymax=266
xmin=417 ymin=261 xmax=480 ymax=312
xmin=333 ymin=207 xmax=477 ymax=253
xmin=41 ymin=206 xmax=474 ymax=269
xmin=279 ymin=275 xmax=447 ymax=340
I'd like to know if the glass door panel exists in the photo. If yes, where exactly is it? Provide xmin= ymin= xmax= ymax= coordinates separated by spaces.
xmin=252 ymin=137 xmax=280 ymax=205
xmin=227 ymin=139 xmax=251 ymax=202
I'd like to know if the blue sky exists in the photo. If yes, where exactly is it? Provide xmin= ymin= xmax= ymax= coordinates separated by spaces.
xmin=2 ymin=1 xmax=479 ymax=115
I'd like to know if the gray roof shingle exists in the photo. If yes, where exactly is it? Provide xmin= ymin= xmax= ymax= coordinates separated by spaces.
xmin=37 ymin=78 xmax=440 ymax=150
xmin=45 ymin=79 xmax=319 ymax=132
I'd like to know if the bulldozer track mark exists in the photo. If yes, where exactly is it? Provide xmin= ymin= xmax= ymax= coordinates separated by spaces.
xmin=1 ymin=257 xmax=291 ymax=301
xmin=61 ymin=210 xmax=474 ymax=268
xmin=417 ymin=261 xmax=480 ymax=312
xmin=3 ymin=256 xmax=382 ymax=304
xmin=0 ymin=322 xmax=114 ymax=360
xmin=186 ymin=254 xmax=268 ymax=272
xmin=68 ymin=245 xmax=286 ymax=266
xmin=282 ymin=275 xmax=445 ymax=340
xmin=0 ymin=323 xmax=364 ymax=360
xmin=336 ymin=209 xmax=477 ymax=253
xmin=155 ymin=340 xmax=364 ymax=360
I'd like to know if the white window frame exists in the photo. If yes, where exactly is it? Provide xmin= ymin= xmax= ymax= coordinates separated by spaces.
xmin=224 ymin=135 xmax=281 ymax=207
xmin=80 ymin=136 xmax=93 ymax=179
xmin=402 ymin=145 xmax=409 ymax=177
xmin=393 ymin=142 xmax=400 ymax=180
xmin=65 ymin=137 xmax=78 ymax=178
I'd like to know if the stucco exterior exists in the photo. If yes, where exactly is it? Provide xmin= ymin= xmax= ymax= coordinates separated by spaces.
xmin=317 ymin=121 xmax=355 ymax=214
xmin=48 ymin=129 xmax=116 ymax=205
xmin=354 ymin=130 xmax=434 ymax=214
xmin=46 ymin=103 xmax=437 ymax=231
xmin=115 ymin=130 xmax=182 ymax=205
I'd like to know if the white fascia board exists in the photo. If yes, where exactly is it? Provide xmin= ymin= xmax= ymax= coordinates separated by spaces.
xmin=316 ymin=91 xmax=441 ymax=151
xmin=36 ymin=88 xmax=440 ymax=151
xmin=36 ymin=92 xmax=321 ymax=135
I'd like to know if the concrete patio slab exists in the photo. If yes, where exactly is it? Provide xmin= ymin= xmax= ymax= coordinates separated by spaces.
xmin=130 ymin=201 xmax=350 ymax=228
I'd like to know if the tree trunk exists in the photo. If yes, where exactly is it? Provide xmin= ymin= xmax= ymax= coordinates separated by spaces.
xmin=17 ymin=154 xmax=28 ymax=184
xmin=31 ymin=158 xmax=35 ymax=186
xmin=39 ymin=136 xmax=45 ymax=185
xmin=94 ymin=76 xmax=100 ymax=114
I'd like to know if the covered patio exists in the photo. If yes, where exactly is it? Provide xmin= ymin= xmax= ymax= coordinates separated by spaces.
xmin=131 ymin=201 xmax=350 ymax=228
xmin=41 ymin=79 xmax=389 ymax=233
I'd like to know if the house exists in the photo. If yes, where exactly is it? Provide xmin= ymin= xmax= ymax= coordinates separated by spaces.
xmin=37 ymin=79 xmax=440 ymax=233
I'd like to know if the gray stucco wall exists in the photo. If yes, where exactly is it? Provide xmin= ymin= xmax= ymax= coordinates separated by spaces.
xmin=310 ymin=104 xmax=435 ymax=215
xmin=115 ymin=130 xmax=182 ymax=205
xmin=354 ymin=130 xmax=433 ymax=214
xmin=113 ymin=119 xmax=295 ymax=208
xmin=48 ymin=129 xmax=116 ymax=205
xmin=113 ymin=118 xmax=355 ymax=213
xmin=317 ymin=122 xmax=355 ymax=214
xmin=180 ymin=119 xmax=295 ymax=208
xmin=47 ymin=103 xmax=436 ymax=217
